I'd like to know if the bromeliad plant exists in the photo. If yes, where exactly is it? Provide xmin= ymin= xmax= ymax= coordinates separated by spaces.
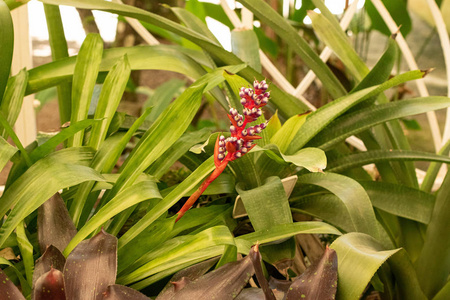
xmin=176 ymin=80 xmax=269 ymax=221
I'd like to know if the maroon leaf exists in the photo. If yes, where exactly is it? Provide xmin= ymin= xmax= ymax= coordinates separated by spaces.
xmin=156 ymin=257 xmax=219 ymax=299
xmin=64 ymin=229 xmax=117 ymax=300
xmin=158 ymin=249 xmax=255 ymax=300
xmin=0 ymin=268 xmax=26 ymax=300
xmin=286 ymin=246 xmax=338 ymax=300
xmin=33 ymin=267 xmax=66 ymax=300
xmin=249 ymin=244 xmax=276 ymax=300
xmin=32 ymin=245 xmax=66 ymax=288
xmin=38 ymin=193 xmax=77 ymax=253
xmin=268 ymin=277 xmax=292 ymax=294
xmin=103 ymin=284 xmax=151 ymax=299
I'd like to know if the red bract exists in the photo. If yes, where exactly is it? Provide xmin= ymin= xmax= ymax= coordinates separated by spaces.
xmin=175 ymin=80 xmax=270 ymax=222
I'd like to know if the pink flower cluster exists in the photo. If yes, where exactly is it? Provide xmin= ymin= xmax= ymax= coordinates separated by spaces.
xmin=215 ymin=80 xmax=270 ymax=166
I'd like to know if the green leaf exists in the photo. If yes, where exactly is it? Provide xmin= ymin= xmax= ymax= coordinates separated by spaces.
xmin=0 ymin=69 xmax=27 ymax=138
xmin=361 ymin=181 xmax=435 ymax=224
xmin=104 ymin=82 xmax=205 ymax=205
xmin=366 ymin=0 xmax=411 ymax=37
xmin=262 ymin=144 xmax=327 ymax=172
xmin=0 ymin=147 xmax=104 ymax=247
xmin=231 ymin=29 xmax=262 ymax=73
xmin=309 ymin=10 xmax=368 ymax=81
xmin=68 ymin=34 xmax=103 ymax=147
xmin=0 ymin=136 xmax=17 ymax=171
xmin=170 ymin=6 xmax=218 ymax=43
xmin=29 ymin=119 xmax=99 ymax=163
xmin=285 ymin=70 xmax=425 ymax=155
xmin=16 ymin=221 xmax=33 ymax=286
xmin=236 ymin=222 xmax=341 ymax=253
xmin=26 ymin=45 xmax=206 ymax=95
xmin=43 ymin=4 xmax=71 ymax=123
xmin=415 ymin=171 xmax=450 ymax=298
xmin=143 ymin=79 xmax=186 ymax=123
xmin=352 ymin=37 xmax=398 ymax=93
xmin=236 ymin=176 xmax=293 ymax=232
xmin=270 ymin=113 xmax=309 ymax=153
xmin=88 ymin=54 xmax=131 ymax=150
xmin=146 ymin=129 xmax=210 ymax=179
xmin=421 ymin=139 xmax=450 ymax=192
xmin=0 ymin=0 xmax=13 ymax=106
xmin=236 ymin=0 xmax=346 ymax=99
xmin=118 ymin=217 xmax=175 ymax=274
xmin=117 ymin=226 xmax=235 ymax=286
xmin=327 ymin=150 xmax=450 ymax=173
xmin=118 ymin=157 xmax=215 ymax=249
xmin=310 ymin=97 xmax=450 ymax=150
xmin=36 ymin=0 xmax=312 ymax=117
xmin=265 ymin=111 xmax=281 ymax=140
xmin=330 ymin=233 xmax=400 ymax=300
xmin=64 ymin=181 xmax=162 ymax=256
xmin=297 ymin=173 xmax=384 ymax=244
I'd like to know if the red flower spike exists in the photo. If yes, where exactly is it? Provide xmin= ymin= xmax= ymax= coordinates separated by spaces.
xmin=175 ymin=80 xmax=270 ymax=222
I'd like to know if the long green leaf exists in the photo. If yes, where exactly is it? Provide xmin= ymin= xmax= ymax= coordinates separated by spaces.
xmin=64 ymin=181 xmax=161 ymax=256
xmin=68 ymin=33 xmax=103 ymax=147
xmin=0 ymin=147 xmax=104 ymax=247
xmin=297 ymin=173 xmax=385 ymax=244
xmin=0 ymin=69 xmax=27 ymax=138
xmin=26 ymin=45 xmax=206 ymax=94
xmin=70 ymin=109 xmax=152 ymax=226
xmin=421 ymin=139 xmax=450 ymax=192
xmin=237 ymin=0 xmax=346 ymax=98
xmin=362 ymin=181 xmax=434 ymax=224
xmin=0 ymin=258 xmax=31 ymax=297
xmin=286 ymin=70 xmax=425 ymax=154
xmin=309 ymin=10 xmax=368 ymax=81
xmin=0 ymin=136 xmax=17 ymax=171
xmin=330 ymin=233 xmax=400 ymax=300
xmin=231 ymin=29 xmax=262 ymax=73
xmin=43 ymin=3 xmax=71 ymax=123
xmin=118 ymin=157 xmax=215 ymax=249
xmin=117 ymin=226 xmax=235 ymax=285
xmin=104 ymin=83 xmax=205 ymax=205
xmin=16 ymin=221 xmax=33 ymax=286
xmin=237 ymin=176 xmax=292 ymax=232
xmin=37 ymin=0 xmax=310 ymax=117
xmin=235 ymin=221 xmax=341 ymax=254
xmin=310 ymin=97 xmax=450 ymax=150
xmin=88 ymin=54 xmax=131 ymax=150
xmin=327 ymin=150 xmax=450 ymax=173
xmin=415 ymin=171 xmax=450 ymax=298
xmin=0 ymin=0 xmax=13 ymax=105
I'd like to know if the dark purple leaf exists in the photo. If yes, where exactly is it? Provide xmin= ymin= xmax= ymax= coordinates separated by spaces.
xmin=64 ymin=229 xmax=117 ymax=300
xmin=0 ymin=268 xmax=25 ymax=300
xmin=249 ymin=244 xmax=276 ymax=300
xmin=158 ymin=249 xmax=255 ymax=300
xmin=268 ymin=277 xmax=292 ymax=294
xmin=286 ymin=247 xmax=338 ymax=300
xmin=103 ymin=284 xmax=151 ymax=299
xmin=156 ymin=257 xmax=219 ymax=299
xmin=32 ymin=245 xmax=66 ymax=288
xmin=38 ymin=193 xmax=77 ymax=253
xmin=33 ymin=267 xmax=66 ymax=300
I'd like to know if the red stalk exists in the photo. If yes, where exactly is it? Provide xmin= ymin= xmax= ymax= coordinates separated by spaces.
xmin=175 ymin=161 xmax=227 ymax=222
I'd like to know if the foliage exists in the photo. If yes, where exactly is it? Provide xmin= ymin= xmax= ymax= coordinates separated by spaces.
xmin=0 ymin=0 xmax=449 ymax=299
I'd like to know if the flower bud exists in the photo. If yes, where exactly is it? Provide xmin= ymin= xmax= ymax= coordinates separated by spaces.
xmin=245 ymin=141 xmax=253 ymax=148
xmin=230 ymin=125 xmax=236 ymax=133
xmin=241 ymin=129 xmax=247 ymax=136
xmin=255 ymin=125 xmax=262 ymax=133
xmin=260 ymin=122 xmax=267 ymax=129
xmin=241 ymin=147 xmax=248 ymax=153
xmin=235 ymin=151 xmax=242 ymax=158
xmin=218 ymin=147 xmax=226 ymax=153
xmin=240 ymin=98 xmax=246 ymax=105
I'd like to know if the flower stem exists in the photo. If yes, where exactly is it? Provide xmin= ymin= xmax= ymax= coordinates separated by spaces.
xmin=175 ymin=162 xmax=228 ymax=222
